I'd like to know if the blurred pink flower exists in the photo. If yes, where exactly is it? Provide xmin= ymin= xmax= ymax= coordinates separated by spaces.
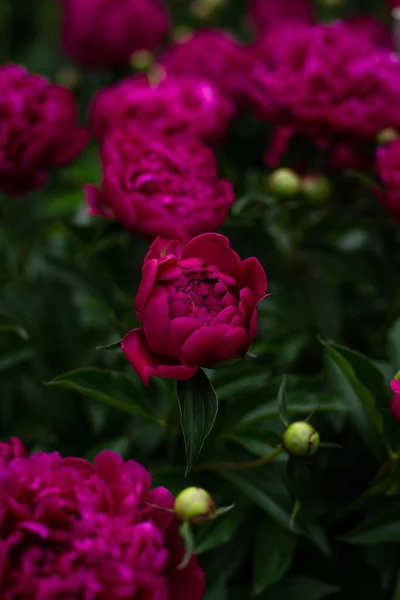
xmin=159 ymin=29 xmax=253 ymax=106
xmin=0 ymin=441 xmax=205 ymax=599
xmin=390 ymin=378 xmax=400 ymax=421
xmin=90 ymin=74 xmax=234 ymax=145
xmin=376 ymin=140 xmax=400 ymax=222
xmin=0 ymin=65 xmax=88 ymax=195
xmin=250 ymin=24 xmax=400 ymax=168
xmin=249 ymin=0 xmax=313 ymax=36
xmin=338 ymin=16 xmax=392 ymax=49
xmin=86 ymin=124 xmax=234 ymax=240
xmin=60 ymin=0 xmax=170 ymax=69
xmin=122 ymin=233 xmax=267 ymax=385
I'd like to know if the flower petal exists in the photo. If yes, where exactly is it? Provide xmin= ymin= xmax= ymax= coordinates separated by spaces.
xmin=135 ymin=259 xmax=158 ymax=321
xmin=182 ymin=233 xmax=241 ymax=275
xmin=240 ymin=257 xmax=267 ymax=302
xmin=142 ymin=286 xmax=171 ymax=355
xmin=180 ymin=324 xmax=247 ymax=366
xmin=167 ymin=317 xmax=203 ymax=358
xmin=122 ymin=329 xmax=197 ymax=386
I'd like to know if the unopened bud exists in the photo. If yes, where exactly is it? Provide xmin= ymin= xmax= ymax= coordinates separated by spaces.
xmin=283 ymin=421 xmax=320 ymax=457
xmin=172 ymin=26 xmax=193 ymax=43
xmin=377 ymin=128 xmax=399 ymax=146
xmin=56 ymin=66 xmax=79 ymax=89
xmin=301 ymin=174 xmax=331 ymax=203
xmin=130 ymin=50 xmax=153 ymax=72
xmin=267 ymin=168 xmax=301 ymax=198
xmin=174 ymin=487 xmax=215 ymax=524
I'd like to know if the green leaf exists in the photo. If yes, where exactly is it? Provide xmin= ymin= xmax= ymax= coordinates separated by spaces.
xmin=178 ymin=521 xmax=196 ymax=570
xmin=177 ymin=369 xmax=218 ymax=476
xmin=286 ymin=457 xmax=312 ymax=502
xmin=96 ymin=340 xmax=122 ymax=351
xmin=0 ymin=310 xmax=29 ymax=340
xmin=388 ymin=317 xmax=400 ymax=371
xmin=203 ymin=580 xmax=227 ymax=600
xmin=0 ymin=347 xmax=34 ymax=372
xmin=261 ymin=576 xmax=340 ymax=600
xmin=320 ymin=339 xmax=385 ymax=459
xmin=45 ymin=367 xmax=160 ymax=425
xmin=343 ymin=500 xmax=400 ymax=545
xmin=278 ymin=376 xmax=288 ymax=426
xmin=219 ymin=467 xmax=297 ymax=533
xmin=253 ymin=515 xmax=296 ymax=595
xmin=196 ymin=502 xmax=247 ymax=554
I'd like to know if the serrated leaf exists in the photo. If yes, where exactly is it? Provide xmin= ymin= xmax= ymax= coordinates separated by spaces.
xmin=278 ymin=376 xmax=288 ymax=426
xmin=253 ymin=515 xmax=296 ymax=595
xmin=45 ymin=367 xmax=159 ymax=424
xmin=177 ymin=369 xmax=218 ymax=475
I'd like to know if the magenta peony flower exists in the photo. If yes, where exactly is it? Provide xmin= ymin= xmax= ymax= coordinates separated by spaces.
xmin=249 ymin=0 xmax=313 ymax=36
xmin=0 ymin=437 xmax=28 ymax=468
xmin=86 ymin=125 xmax=234 ymax=240
xmin=122 ymin=233 xmax=267 ymax=385
xmin=0 ymin=65 xmax=88 ymax=195
xmin=159 ymin=29 xmax=253 ymax=106
xmin=250 ymin=24 xmax=400 ymax=168
xmin=0 ymin=441 xmax=205 ymax=599
xmin=376 ymin=140 xmax=400 ymax=222
xmin=390 ymin=378 xmax=400 ymax=421
xmin=338 ymin=16 xmax=392 ymax=49
xmin=60 ymin=0 xmax=170 ymax=69
xmin=90 ymin=74 xmax=234 ymax=145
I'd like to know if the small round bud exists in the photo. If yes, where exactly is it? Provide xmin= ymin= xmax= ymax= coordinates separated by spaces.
xmin=377 ymin=128 xmax=399 ymax=146
xmin=283 ymin=422 xmax=320 ymax=457
xmin=56 ymin=66 xmax=79 ymax=90
xmin=130 ymin=50 xmax=153 ymax=72
xmin=267 ymin=168 xmax=301 ymax=198
xmin=174 ymin=487 xmax=215 ymax=524
xmin=301 ymin=174 xmax=331 ymax=203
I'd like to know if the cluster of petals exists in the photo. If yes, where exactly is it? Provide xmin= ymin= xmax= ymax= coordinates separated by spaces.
xmin=0 ymin=438 xmax=204 ymax=599
xmin=338 ymin=16 xmax=392 ymax=49
xmin=122 ymin=233 xmax=267 ymax=385
xmin=0 ymin=65 xmax=87 ymax=195
xmin=159 ymin=29 xmax=253 ymax=107
xmin=248 ymin=0 xmax=313 ymax=36
xmin=376 ymin=140 xmax=400 ymax=222
xmin=60 ymin=0 xmax=170 ymax=69
xmin=249 ymin=24 xmax=400 ymax=167
xmin=86 ymin=124 xmax=234 ymax=240
xmin=90 ymin=73 xmax=234 ymax=145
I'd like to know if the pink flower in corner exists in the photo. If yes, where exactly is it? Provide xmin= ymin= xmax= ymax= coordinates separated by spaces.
xmin=60 ymin=0 xmax=170 ymax=69
xmin=0 ymin=440 xmax=204 ymax=599
xmin=85 ymin=125 xmax=234 ymax=240
xmin=0 ymin=65 xmax=88 ymax=195
xmin=391 ymin=377 xmax=400 ymax=422
xmin=90 ymin=74 xmax=234 ymax=145
xmin=122 ymin=233 xmax=267 ymax=385
xmin=376 ymin=140 xmax=400 ymax=222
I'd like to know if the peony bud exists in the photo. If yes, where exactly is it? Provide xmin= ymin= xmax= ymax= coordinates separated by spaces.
xmin=174 ymin=487 xmax=216 ymax=524
xmin=301 ymin=174 xmax=332 ymax=203
xmin=283 ymin=421 xmax=320 ymax=457
xmin=377 ymin=128 xmax=399 ymax=146
xmin=130 ymin=50 xmax=153 ymax=72
xmin=267 ymin=168 xmax=301 ymax=198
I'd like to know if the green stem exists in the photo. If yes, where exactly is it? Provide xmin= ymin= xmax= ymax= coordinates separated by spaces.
xmin=196 ymin=445 xmax=283 ymax=472
xmin=164 ymin=382 xmax=179 ymax=465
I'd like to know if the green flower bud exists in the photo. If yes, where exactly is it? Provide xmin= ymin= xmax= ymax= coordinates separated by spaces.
xmin=130 ymin=50 xmax=153 ymax=72
xmin=267 ymin=168 xmax=301 ymax=198
xmin=301 ymin=174 xmax=331 ymax=203
xmin=174 ymin=487 xmax=215 ymax=524
xmin=377 ymin=128 xmax=399 ymax=146
xmin=394 ymin=370 xmax=400 ymax=381
xmin=283 ymin=421 xmax=320 ymax=457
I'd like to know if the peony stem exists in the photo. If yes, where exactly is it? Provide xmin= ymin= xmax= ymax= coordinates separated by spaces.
xmin=197 ymin=446 xmax=283 ymax=472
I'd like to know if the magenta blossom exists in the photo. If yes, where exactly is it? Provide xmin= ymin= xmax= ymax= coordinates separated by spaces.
xmin=0 ymin=440 xmax=204 ymax=599
xmin=86 ymin=125 xmax=234 ymax=240
xmin=90 ymin=74 xmax=234 ymax=145
xmin=159 ymin=29 xmax=253 ymax=106
xmin=376 ymin=140 xmax=400 ymax=222
xmin=0 ymin=65 xmax=88 ymax=195
xmin=339 ymin=16 xmax=392 ymax=50
xmin=249 ymin=0 xmax=313 ymax=36
xmin=60 ymin=0 xmax=170 ymax=69
xmin=390 ymin=378 xmax=400 ymax=421
xmin=122 ymin=233 xmax=267 ymax=385
xmin=250 ymin=24 xmax=400 ymax=169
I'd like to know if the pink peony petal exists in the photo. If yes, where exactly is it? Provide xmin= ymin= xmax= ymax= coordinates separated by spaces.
xmin=182 ymin=233 xmax=241 ymax=274
xmin=180 ymin=324 xmax=247 ymax=366
xmin=142 ymin=286 xmax=171 ymax=356
xmin=240 ymin=257 xmax=267 ymax=302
